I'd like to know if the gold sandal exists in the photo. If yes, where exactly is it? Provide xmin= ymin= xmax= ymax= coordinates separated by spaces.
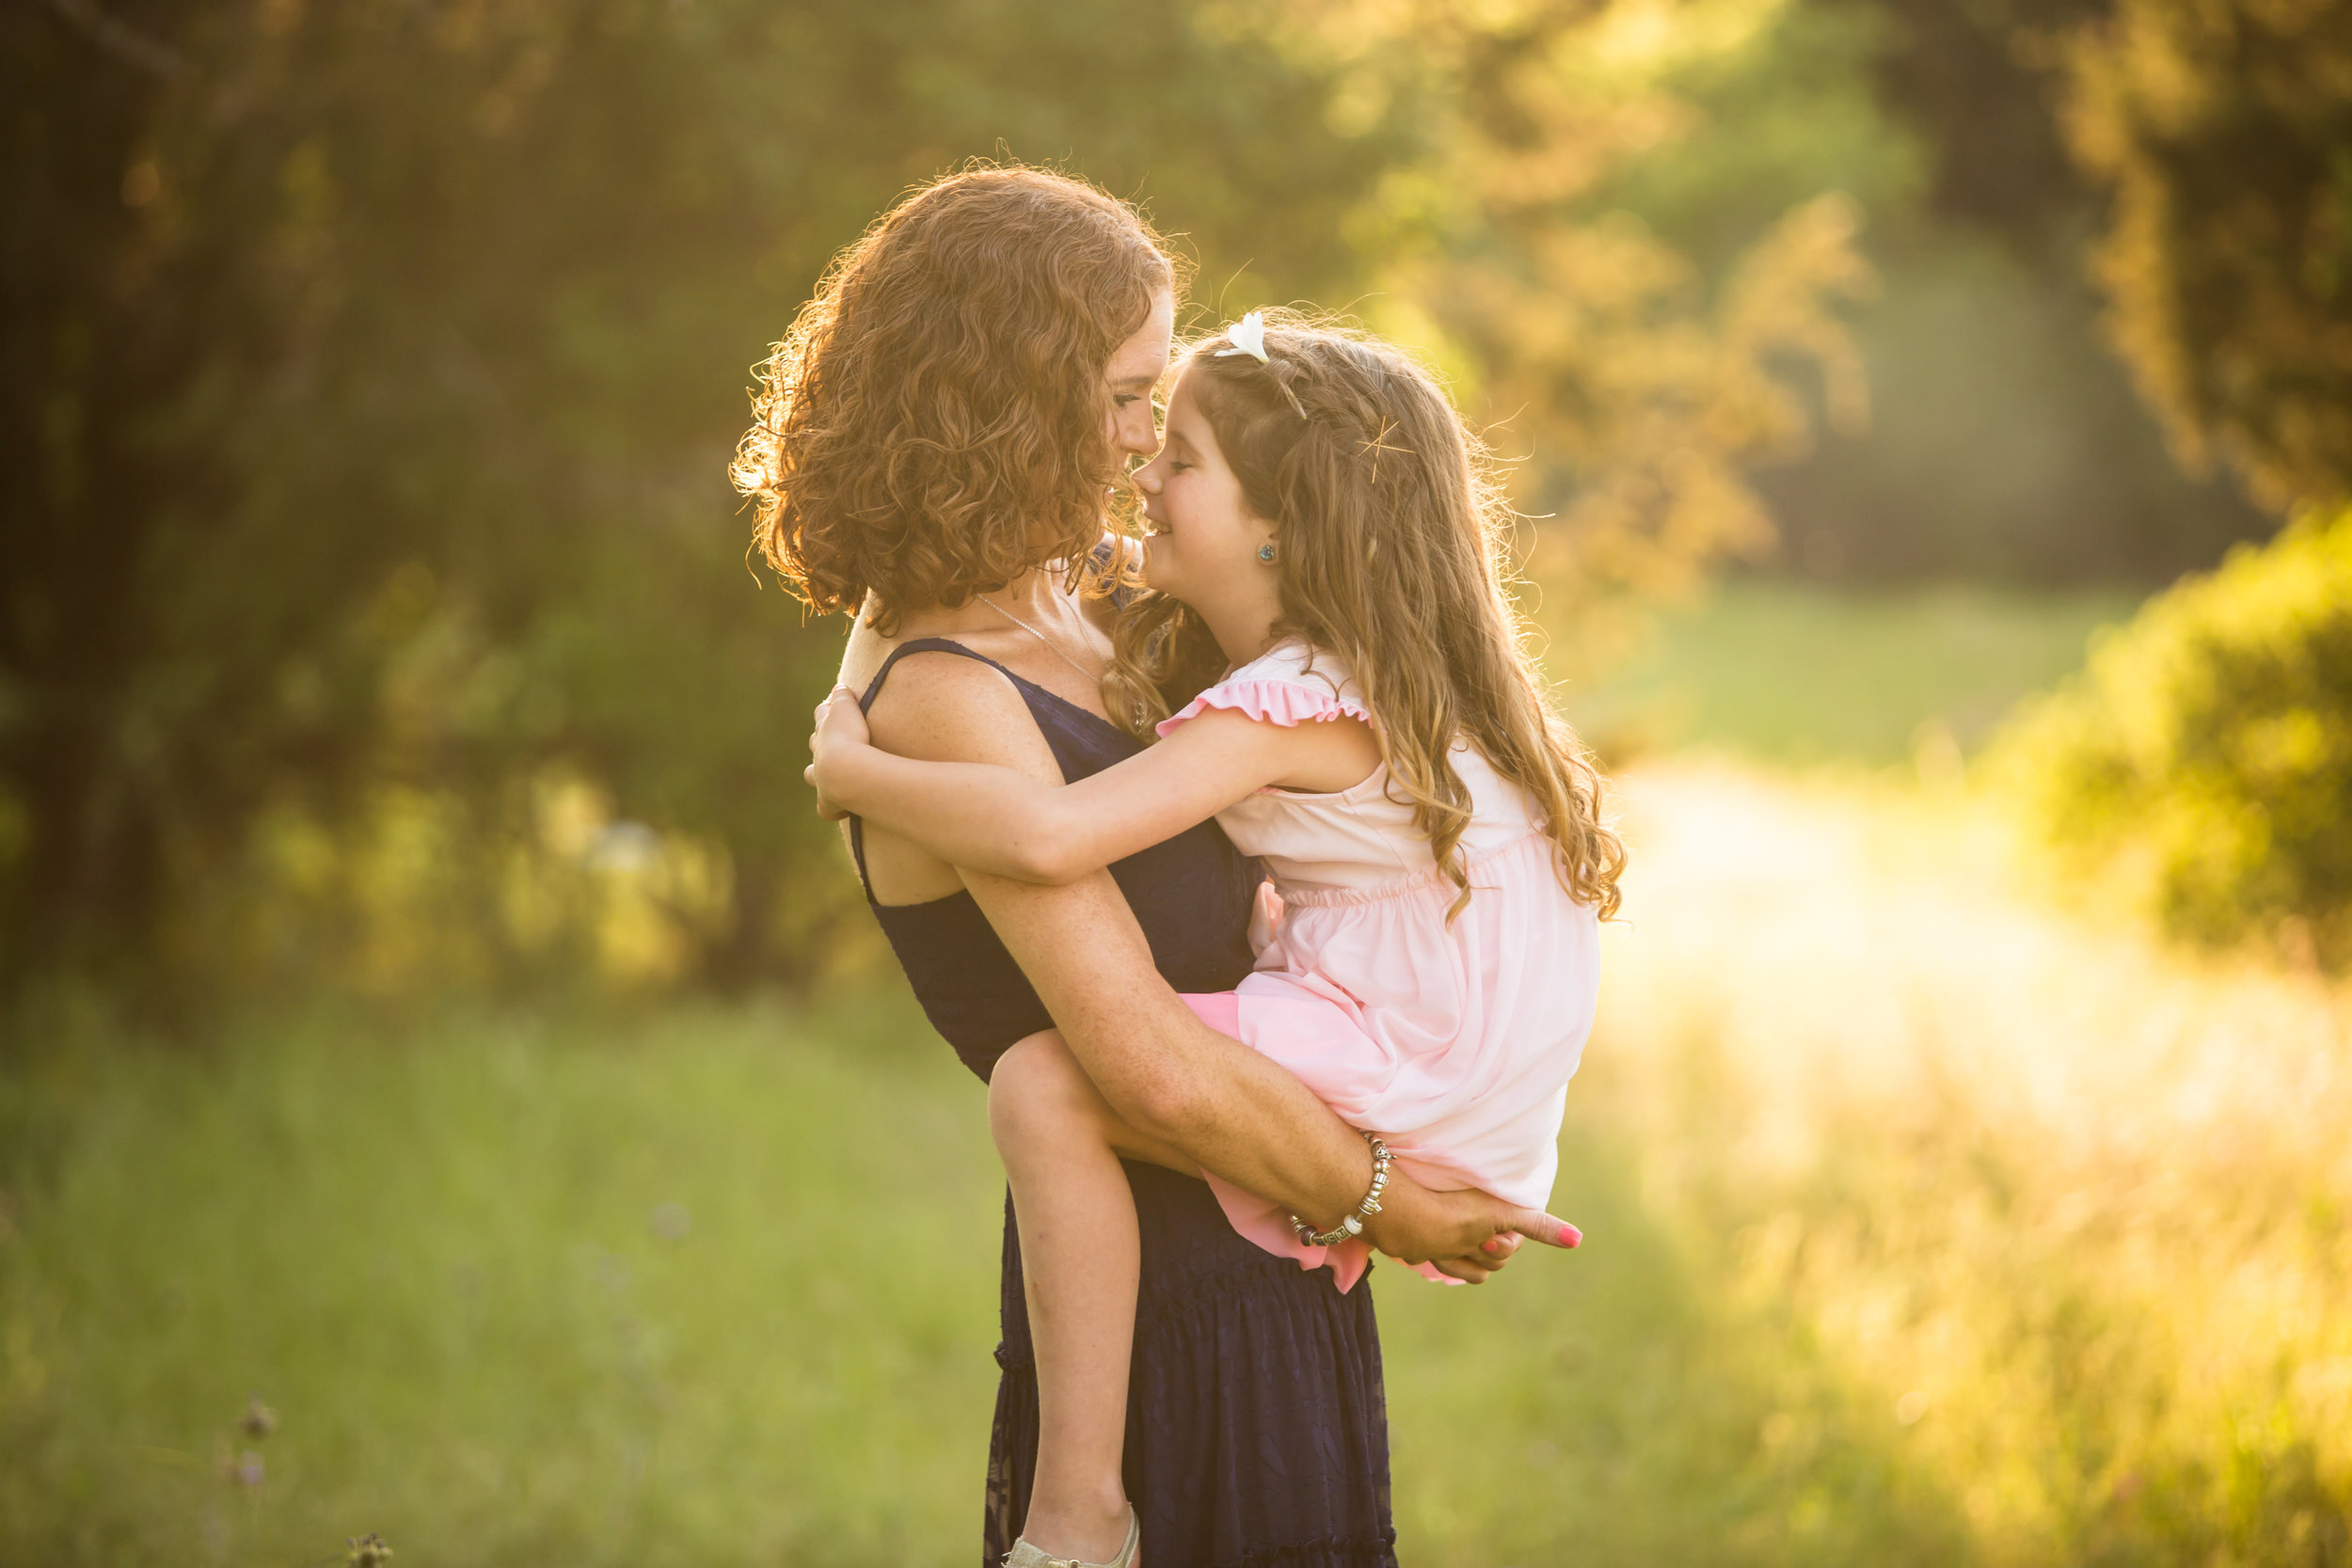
xmin=1004 ymin=1506 xmax=1139 ymax=1568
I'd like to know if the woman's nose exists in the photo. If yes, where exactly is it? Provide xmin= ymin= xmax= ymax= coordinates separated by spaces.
xmin=1115 ymin=405 xmax=1159 ymax=458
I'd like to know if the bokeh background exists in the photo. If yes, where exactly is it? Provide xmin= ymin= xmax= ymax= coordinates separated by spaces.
xmin=6 ymin=0 xmax=2350 ymax=1562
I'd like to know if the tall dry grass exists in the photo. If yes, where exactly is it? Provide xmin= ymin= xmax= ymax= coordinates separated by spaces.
xmin=1510 ymin=760 xmax=2352 ymax=1564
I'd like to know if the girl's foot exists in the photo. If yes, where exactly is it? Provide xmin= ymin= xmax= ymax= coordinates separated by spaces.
xmin=1005 ymin=1505 xmax=1139 ymax=1568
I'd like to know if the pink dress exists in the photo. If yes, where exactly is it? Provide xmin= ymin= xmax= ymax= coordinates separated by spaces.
xmin=1164 ymin=641 xmax=1601 ymax=1291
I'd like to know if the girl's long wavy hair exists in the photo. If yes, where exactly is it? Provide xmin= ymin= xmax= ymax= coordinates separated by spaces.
xmin=732 ymin=166 xmax=1176 ymax=632
xmin=1105 ymin=317 xmax=1626 ymax=919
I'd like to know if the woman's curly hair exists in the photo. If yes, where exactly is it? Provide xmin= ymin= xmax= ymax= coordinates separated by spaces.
xmin=732 ymin=166 xmax=1179 ymax=632
xmin=1106 ymin=315 xmax=1626 ymax=921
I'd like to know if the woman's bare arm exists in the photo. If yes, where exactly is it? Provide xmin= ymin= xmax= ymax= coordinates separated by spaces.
xmin=859 ymin=653 xmax=1565 ymax=1275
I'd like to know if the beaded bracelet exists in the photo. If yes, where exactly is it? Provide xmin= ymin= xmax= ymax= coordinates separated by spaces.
xmin=1292 ymin=1132 xmax=1391 ymax=1248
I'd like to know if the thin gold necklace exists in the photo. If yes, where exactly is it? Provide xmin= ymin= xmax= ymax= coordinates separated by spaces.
xmin=977 ymin=594 xmax=1100 ymax=684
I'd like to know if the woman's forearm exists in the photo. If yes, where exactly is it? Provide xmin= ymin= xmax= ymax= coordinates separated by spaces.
xmin=1026 ymin=945 xmax=1375 ymax=1227
xmin=1024 ymin=925 xmax=1534 ymax=1271
xmin=958 ymin=855 xmax=1373 ymax=1220
xmin=1045 ymin=976 xmax=1520 ymax=1269
xmin=973 ymin=866 xmax=1529 ymax=1272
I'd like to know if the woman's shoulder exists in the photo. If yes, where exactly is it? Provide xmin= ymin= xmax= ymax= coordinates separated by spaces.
xmin=846 ymin=630 xmax=1050 ymax=768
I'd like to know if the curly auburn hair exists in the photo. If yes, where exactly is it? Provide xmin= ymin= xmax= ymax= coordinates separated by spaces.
xmin=732 ymin=166 xmax=1179 ymax=632
xmin=1105 ymin=315 xmax=1626 ymax=920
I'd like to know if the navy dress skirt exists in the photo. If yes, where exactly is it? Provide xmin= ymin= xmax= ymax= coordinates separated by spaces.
xmin=849 ymin=639 xmax=1398 ymax=1568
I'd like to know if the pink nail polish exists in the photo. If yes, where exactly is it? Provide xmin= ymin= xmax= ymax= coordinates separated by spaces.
xmin=1560 ymin=1225 xmax=1582 ymax=1247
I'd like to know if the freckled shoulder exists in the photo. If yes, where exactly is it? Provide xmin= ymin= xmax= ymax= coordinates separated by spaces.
xmin=861 ymin=647 xmax=1066 ymax=784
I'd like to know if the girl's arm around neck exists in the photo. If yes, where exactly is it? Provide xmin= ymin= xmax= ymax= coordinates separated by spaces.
xmin=814 ymin=700 xmax=1365 ymax=883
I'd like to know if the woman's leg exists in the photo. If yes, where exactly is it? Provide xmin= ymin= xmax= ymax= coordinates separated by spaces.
xmin=991 ymin=1028 xmax=1195 ymax=1563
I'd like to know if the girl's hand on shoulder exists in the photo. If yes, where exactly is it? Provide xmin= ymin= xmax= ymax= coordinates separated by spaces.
xmin=804 ymin=686 xmax=871 ymax=821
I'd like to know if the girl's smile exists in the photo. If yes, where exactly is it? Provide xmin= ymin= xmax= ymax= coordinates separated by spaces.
xmin=1132 ymin=370 xmax=1278 ymax=635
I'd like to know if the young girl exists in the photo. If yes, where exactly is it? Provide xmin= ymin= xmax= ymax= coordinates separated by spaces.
xmin=809 ymin=314 xmax=1622 ymax=1568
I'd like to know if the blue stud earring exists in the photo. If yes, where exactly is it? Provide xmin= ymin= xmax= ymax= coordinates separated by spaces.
xmin=1257 ymin=543 xmax=1278 ymax=563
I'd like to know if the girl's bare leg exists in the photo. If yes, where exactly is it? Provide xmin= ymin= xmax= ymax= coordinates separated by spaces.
xmin=991 ymin=1028 xmax=1196 ymax=1564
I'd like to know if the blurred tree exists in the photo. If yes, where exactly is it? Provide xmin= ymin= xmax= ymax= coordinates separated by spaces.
xmin=4 ymin=0 xmax=1877 ymax=1004
xmin=1971 ymin=0 xmax=2352 ymax=961
xmin=2 ymin=0 xmax=1410 ymax=1003
xmin=2055 ymin=0 xmax=2352 ymax=511
xmin=1741 ymin=0 xmax=2274 ymax=586
xmin=4 ymin=0 xmax=213 ymax=999
xmin=1861 ymin=0 xmax=2095 ymax=245
xmin=1248 ymin=0 xmax=1880 ymax=601
xmin=1993 ymin=505 xmax=2352 ymax=967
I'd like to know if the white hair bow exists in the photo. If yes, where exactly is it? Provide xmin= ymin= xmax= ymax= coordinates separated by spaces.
xmin=1215 ymin=310 xmax=1269 ymax=364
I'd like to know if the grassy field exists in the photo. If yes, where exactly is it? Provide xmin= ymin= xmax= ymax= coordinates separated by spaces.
xmin=1554 ymin=578 xmax=2137 ymax=768
xmin=0 ymin=995 xmax=1009 ymax=1565
xmin=6 ymin=583 xmax=2347 ymax=1566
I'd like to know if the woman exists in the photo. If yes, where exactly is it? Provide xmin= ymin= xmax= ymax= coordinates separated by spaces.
xmin=734 ymin=166 xmax=1542 ymax=1568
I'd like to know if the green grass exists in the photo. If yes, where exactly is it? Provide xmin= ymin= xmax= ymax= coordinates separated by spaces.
xmin=0 ymin=993 xmax=1009 ymax=1566
xmin=1554 ymin=578 xmax=2138 ymax=768
xmin=8 ymin=588 xmax=2347 ymax=1567
xmin=14 ymin=792 xmax=2346 ymax=1568
xmin=0 ymin=988 xmax=1973 ymax=1568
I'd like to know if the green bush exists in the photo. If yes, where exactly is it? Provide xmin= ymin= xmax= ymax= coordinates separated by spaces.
xmin=1993 ymin=507 xmax=2352 ymax=964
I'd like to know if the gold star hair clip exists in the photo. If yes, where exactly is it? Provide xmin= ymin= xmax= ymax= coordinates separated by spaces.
xmin=1359 ymin=415 xmax=1414 ymax=480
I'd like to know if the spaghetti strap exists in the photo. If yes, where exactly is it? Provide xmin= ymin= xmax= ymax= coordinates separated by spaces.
xmin=845 ymin=638 xmax=1024 ymax=902
xmin=857 ymin=636 xmax=1023 ymax=710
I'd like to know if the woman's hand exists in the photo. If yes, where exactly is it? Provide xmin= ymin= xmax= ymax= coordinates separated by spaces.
xmin=804 ymin=686 xmax=872 ymax=821
xmin=1363 ymin=1172 xmax=1581 ymax=1284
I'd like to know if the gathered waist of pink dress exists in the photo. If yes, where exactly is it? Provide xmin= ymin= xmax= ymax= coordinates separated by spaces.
xmin=1272 ymin=828 xmax=1560 ymax=909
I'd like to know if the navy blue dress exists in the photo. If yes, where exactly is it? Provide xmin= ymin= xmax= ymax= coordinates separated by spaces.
xmin=849 ymin=639 xmax=1398 ymax=1568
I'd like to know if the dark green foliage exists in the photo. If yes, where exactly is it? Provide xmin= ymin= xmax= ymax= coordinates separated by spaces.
xmin=1994 ymin=507 xmax=2352 ymax=964
xmin=17 ymin=0 xmax=2335 ymax=1002
xmin=1858 ymin=0 xmax=2095 ymax=245
xmin=1761 ymin=0 xmax=2272 ymax=587
xmin=1932 ymin=0 xmax=2352 ymax=962
xmin=1 ymin=0 xmax=1406 ymax=1000
xmin=2058 ymin=0 xmax=2352 ymax=511
xmin=6 ymin=0 xmax=1889 ymax=1006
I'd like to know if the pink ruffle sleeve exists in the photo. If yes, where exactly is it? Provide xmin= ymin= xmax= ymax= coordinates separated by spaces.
xmin=1155 ymin=678 xmax=1373 ymax=737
